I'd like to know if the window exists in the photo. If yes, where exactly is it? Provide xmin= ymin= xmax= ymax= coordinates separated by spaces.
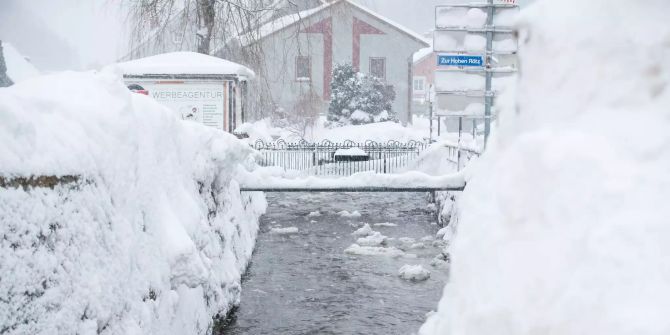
xmin=296 ymin=56 xmax=311 ymax=80
xmin=413 ymin=76 xmax=426 ymax=92
xmin=369 ymin=57 xmax=386 ymax=80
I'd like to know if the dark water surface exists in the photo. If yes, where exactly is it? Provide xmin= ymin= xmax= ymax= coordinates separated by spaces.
xmin=220 ymin=192 xmax=448 ymax=335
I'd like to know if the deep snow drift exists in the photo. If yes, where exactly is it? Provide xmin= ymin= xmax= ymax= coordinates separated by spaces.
xmin=421 ymin=0 xmax=670 ymax=334
xmin=0 ymin=71 xmax=266 ymax=334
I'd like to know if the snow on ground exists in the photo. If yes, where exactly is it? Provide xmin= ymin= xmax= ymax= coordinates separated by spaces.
xmin=398 ymin=265 xmax=431 ymax=282
xmin=356 ymin=232 xmax=388 ymax=247
xmin=352 ymin=223 xmax=374 ymax=236
xmin=269 ymin=227 xmax=299 ymax=235
xmin=237 ymin=116 xmax=431 ymax=143
xmin=421 ymin=0 xmax=670 ymax=334
xmin=0 ymin=71 xmax=266 ymax=335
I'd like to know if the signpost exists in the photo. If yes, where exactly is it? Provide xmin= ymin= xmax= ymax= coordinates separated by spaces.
xmin=433 ymin=0 xmax=519 ymax=147
xmin=437 ymin=55 xmax=484 ymax=67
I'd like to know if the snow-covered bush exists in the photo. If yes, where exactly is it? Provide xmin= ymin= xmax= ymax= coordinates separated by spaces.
xmin=0 ymin=71 xmax=266 ymax=334
xmin=421 ymin=0 xmax=670 ymax=334
xmin=328 ymin=63 xmax=396 ymax=126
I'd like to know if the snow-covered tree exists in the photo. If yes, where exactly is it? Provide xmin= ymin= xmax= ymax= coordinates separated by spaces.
xmin=0 ymin=41 xmax=12 ymax=87
xmin=328 ymin=63 xmax=396 ymax=126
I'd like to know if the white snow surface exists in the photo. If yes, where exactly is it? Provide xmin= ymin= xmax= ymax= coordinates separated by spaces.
xmin=0 ymin=71 xmax=267 ymax=335
xmin=398 ymin=265 xmax=431 ymax=282
xmin=356 ymin=232 xmax=387 ymax=247
xmin=334 ymin=147 xmax=368 ymax=157
xmin=112 ymin=52 xmax=255 ymax=78
xmin=421 ymin=1 xmax=670 ymax=334
xmin=237 ymin=117 xmax=430 ymax=144
xmin=352 ymin=223 xmax=374 ymax=236
xmin=436 ymin=7 xmax=487 ymax=28
xmin=2 ymin=42 xmax=40 ymax=83
xmin=237 ymin=169 xmax=466 ymax=191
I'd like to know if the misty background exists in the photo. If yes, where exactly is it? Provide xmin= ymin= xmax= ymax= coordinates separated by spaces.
xmin=0 ymin=0 xmax=535 ymax=72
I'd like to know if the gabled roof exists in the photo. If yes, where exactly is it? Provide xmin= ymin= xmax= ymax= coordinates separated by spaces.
xmin=242 ymin=0 xmax=429 ymax=47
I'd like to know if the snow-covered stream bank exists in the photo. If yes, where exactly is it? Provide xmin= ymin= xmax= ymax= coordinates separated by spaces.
xmin=419 ymin=0 xmax=670 ymax=334
xmin=0 ymin=72 xmax=266 ymax=334
xmin=219 ymin=192 xmax=449 ymax=335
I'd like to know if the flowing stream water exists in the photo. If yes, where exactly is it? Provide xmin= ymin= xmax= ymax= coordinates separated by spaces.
xmin=219 ymin=192 xmax=449 ymax=335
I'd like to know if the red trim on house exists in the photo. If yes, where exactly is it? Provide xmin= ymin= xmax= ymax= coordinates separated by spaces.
xmin=352 ymin=17 xmax=386 ymax=71
xmin=301 ymin=17 xmax=333 ymax=99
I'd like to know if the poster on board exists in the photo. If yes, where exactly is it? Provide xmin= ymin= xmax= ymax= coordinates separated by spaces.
xmin=129 ymin=81 xmax=227 ymax=130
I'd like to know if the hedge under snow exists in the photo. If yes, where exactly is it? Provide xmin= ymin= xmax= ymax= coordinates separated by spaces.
xmin=421 ymin=0 xmax=670 ymax=334
xmin=0 ymin=71 xmax=266 ymax=334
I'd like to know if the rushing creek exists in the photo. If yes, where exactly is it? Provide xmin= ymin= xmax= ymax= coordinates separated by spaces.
xmin=219 ymin=192 xmax=449 ymax=335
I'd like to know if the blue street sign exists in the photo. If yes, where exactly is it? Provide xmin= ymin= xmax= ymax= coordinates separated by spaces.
xmin=437 ymin=55 xmax=484 ymax=67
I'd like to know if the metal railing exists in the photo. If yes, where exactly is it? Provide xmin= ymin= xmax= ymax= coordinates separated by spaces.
xmin=442 ymin=142 xmax=481 ymax=171
xmin=252 ymin=139 xmax=429 ymax=176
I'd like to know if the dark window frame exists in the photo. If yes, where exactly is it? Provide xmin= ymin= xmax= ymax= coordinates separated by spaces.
xmin=369 ymin=57 xmax=387 ymax=80
xmin=295 ymin=56 xmax=312 ymax=81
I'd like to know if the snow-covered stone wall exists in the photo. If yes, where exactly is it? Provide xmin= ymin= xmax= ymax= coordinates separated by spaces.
xmin=0 ymin=71 xmax=266 ymax=334
xmin=420 ymin=0 xmax=670 ymax=334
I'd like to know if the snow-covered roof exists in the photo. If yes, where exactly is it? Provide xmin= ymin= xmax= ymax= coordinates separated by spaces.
xmin=242 ymin=0 xmax=429 ymax=47
xmin=115 ymin=52 xmax=255 ymax=78
xmin=413 ymin=46 xmax=434 ymax=63
xmin=2 ymin=42 xmax=40 ymax=83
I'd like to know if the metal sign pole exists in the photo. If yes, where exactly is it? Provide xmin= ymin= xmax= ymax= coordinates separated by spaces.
xmin=429 ymin=85 xmax=434 ymax=142
xmin=484 ymin=0 xmax=495 ymax=147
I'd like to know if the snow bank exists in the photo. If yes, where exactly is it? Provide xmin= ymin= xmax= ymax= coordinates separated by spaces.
xmin=398 ymin=265 xmax=431 ymax=282
xmin=0 ymin=71 xmax=266 ymax=335
xmin=421 ymin=1 xmax=670 ymax=334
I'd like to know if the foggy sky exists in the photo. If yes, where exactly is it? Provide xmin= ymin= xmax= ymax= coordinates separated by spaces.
xmin=0 ymin=0 xmax=534 ymax=72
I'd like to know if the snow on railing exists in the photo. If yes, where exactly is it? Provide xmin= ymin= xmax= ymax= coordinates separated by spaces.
xmin=251 ymin=139 xmax=429 ymax=176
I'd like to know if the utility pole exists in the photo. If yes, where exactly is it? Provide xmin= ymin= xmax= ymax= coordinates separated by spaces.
xmin=484 ymin=0 xmax=495 ymax=147
xmin=428 ymin=85 xmax=434 ymax=142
